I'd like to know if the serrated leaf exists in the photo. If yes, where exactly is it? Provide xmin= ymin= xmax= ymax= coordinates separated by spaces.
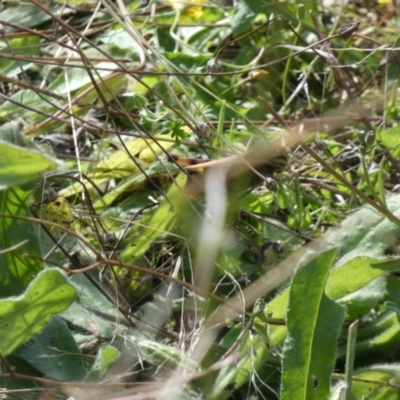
xmin=0 ymin=140 xmax=59 ymax=189
xmin=281 ymin=248 xmax=345 ymax=399
xmin=0 ymin=268 xmax=76 ymax=356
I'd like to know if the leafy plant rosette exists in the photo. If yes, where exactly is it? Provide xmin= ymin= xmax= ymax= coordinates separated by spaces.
xmin=2 ymin=0 xmax=400 ymax=399
xmin=3 ymin=118 xmax=400 ymax=398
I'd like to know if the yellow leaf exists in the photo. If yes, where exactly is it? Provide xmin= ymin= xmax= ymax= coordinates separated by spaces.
xmin=59 ymin=134 xmax=175 ymax=197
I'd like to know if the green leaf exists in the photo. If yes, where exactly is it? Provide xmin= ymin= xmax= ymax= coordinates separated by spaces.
xmin=351 ymin=311 xmax=400 ymax=363
xmin=211 ymin=330 xmax=272 ymax=399
xmin=86 ymin=346 xmax=120 ymax=381
xmin=267 ymin=255 xmax=391 ymax=348
xmin=212 ymin=249 xmax=350 ymax=397
xmin=281 ymin=247 xmax=346 ymax=400
xmin=0 ymin=36 xmax=40 ymax=77
xmin=370 ymin=258 xmax=400 ymax=271
xmin=121 ymin=172 xmax=188 ymax=262
xmin=0 ymin=90 xmax=57 ymax=123
xmin=377 ymin=124 xmax=400 ymax=159
xmin=231 ymin=0 xmax=261 ymax=35
xmin=140 ymin=339 xmax=199 ymax=370
xmin=99 ymin=28 xmax=145 ymax=59
xmin=0 ymin=4 xmax=69 ymax=29
xmin=59 ymin=134 xmax=174 ymax=198
xmin=387 ymin=275 xmax=400 ymax=311
xmin=14 ymin=316 xmax=87 ymax=381
xmin=351 ymin=364 xmax=400 ymax=399
xmin=324 ymin=193 xmax=400 ymax=267
xmin=0 ymin=186 xmax=43 ymax=297
xmin=61 ymin=274 xmax=126 ymax=340
xmin=165 ymin=52 xmax=210 ymax=72
xmin=0 ymin=268 xmax=76 ymax=356
xmin=0 ymin=140 xmax=59 ymax=189
xmin=326 ymin=256 xmax=388 ymax=320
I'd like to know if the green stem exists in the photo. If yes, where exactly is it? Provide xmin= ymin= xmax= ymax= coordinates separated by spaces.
xmin=361 ymin=155 xmax=386 ymax=209
xmin=344 ymin=320 xmax=358 ymax=400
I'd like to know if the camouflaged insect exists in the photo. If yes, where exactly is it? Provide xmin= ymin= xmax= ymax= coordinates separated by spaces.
xmin=337 ymin=21 xmax=360 ymax=40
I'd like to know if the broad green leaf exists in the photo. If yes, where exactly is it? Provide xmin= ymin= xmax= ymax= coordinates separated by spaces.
xmin=92 ymin=171 xmax=152 ymax=210
xmin=0 ymin=90 xmax=60 ymax=123
xmin=350 ymin=364 xmax=400 ymax=399
xmin=231 ymin=0 xmax=316 ymax=36
xmin=240 ymin=191 xmax=273 ymax=214
xmin=0 ymin=186 xmax=43 ymax=297
xmin=231 ymin=0 xmax=261 ymax=35
xmin=61 ymin=274 xmax=126 ymax=340
xmin=212 ymin=248 xmax=340 ymax=397
xmin=121 ymin=172 xmax=188 ymax=262
xmin=86 ymin=346 xmax=120 ymax=381
xmin=0 ymin=119 xmax=44 ymax=150
xmin=324 ymin=193 xmax=400 ymax=267
xmin=92 ymin=158 xmax=182 ymax=210
xmin=100 ymin=28 xmax=150 ymax=59
xmin=74 ymin=73 xmax=127 ymax=104
xmin=377 ymin=124 xmax=400 ymax=158
xmin=281 ymin=247 xmax=345 ymax=400
xmin=267 ymin=256 xmax=389 ymax=349
xmin=0 ymin=140 xmax=59 ymax=189
xmin=47 ymin=63 xmax=122 ymax=96
xmin=326 ymin=256 xmax=388 ymax=320
xmin=0 ymin=268 xmax=76 ymax=356
xmin=14 ymin=316 xmax=87 ymax=381
xmin=329 ymin=256 xmax=386 ymax=297
xmin=267 ymin=288 xmax=290 ymax=346
xmin=0 ymin=36 xmax=40 ymax=77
